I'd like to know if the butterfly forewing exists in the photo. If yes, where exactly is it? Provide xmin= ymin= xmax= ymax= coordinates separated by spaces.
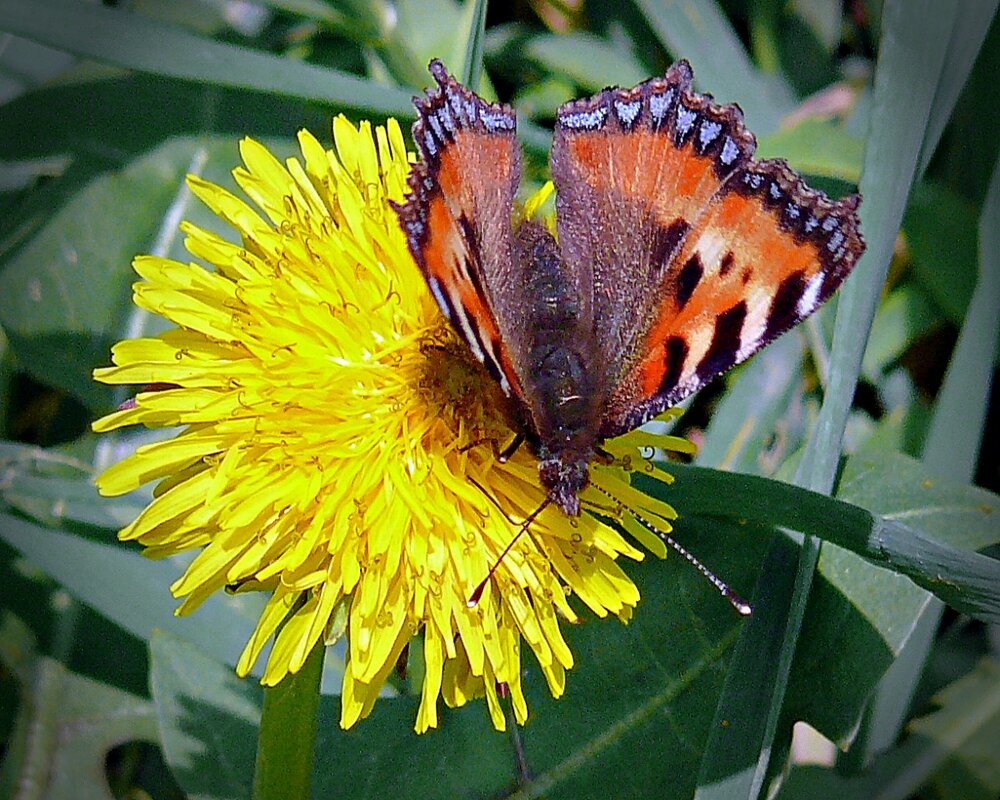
xmin=394 ymin=60 xmax=527 ymax=400
xmin=550 ymin=64 xmax=752 ymax=405
xmin=549 ymin=61 xmax=865 ymax=438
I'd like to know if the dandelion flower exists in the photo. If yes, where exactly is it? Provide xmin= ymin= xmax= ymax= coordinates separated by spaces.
xmin=93 ymin=117 xmax=694 ymax=731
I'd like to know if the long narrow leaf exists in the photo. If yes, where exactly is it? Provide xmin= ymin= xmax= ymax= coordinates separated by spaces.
xmin=696 ymin=2 xmax=961 ymax=797
xmin=0 ymin=512 xmax=262 ymax=673
xmin=459 ymin=0 xmax=489 ymax=89
xmin=632 ymin=0 xmax=794 ymax=133
xmin=916 ymin=2 xmax=1000 ymax=177
xmin=858 ymin=138 xmax=1000 ymax=762
xmin=0 ymin=0 xmax=414 ymax=115
xmin=923 ymin=154 xmax=1000 ymax=479
xmin=654 ymin=461 xmax=1000 ymax=622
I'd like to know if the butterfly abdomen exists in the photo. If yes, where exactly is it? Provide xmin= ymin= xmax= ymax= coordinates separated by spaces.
xmin=510 ymin=222 xmax=604 ymax=513
xmin=513 ymin=222 xmax=574 ymax=326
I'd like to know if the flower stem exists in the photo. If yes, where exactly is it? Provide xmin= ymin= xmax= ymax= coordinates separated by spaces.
xmin=252 ymin=639 xmax=325 ymax=800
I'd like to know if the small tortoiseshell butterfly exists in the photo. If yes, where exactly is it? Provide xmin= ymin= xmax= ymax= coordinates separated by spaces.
xmin=395 ymin=60 xmax=865 ymax=516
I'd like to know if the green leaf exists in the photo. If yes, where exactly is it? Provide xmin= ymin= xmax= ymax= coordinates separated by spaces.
xmin=0 ymin=612 xmax=159 ymax=800
xmin=843 ymin=451 xmax=999 ymax=553
xmin=670 ymin=447 xmax=1000 ymax=772
xmin=924 ymin=157 xmax=1000 ymax=480
xmin=150 ymin=631 xmax=262 ymax=800
xmin=0 ymin=74 xmax=331 ymax=166
xmin=458 ymin=0 xmax=488 ymax=89
xmin=326 ymin=517 xmax=771 ymax=799
xmin=933 ymin=15 xmax=1000 ymax=205
xmin=9 ymin=458 xmax=995 ymax=798
xmin=861 ymin=284 xmax=941 ymax=380
xmin=0 ymin=442 xmax=146 ymax=530
xmin=783 ymin=539 xmax=931 ymax=747
xmin=783 ymin=445 xmax=1000 ymax=744
xmin=143 ymin=517 xmax=772 ymax=800
xmin=0 ymin=0 xmax=414 ymax=115
xmin=757 ymin=119 xmax=865 ymax=183
xmin=857 ymin=147 xmax=1000 ymax=767
xmin=697 ymin=332 xmax=807 ymax=475
xmin=906 ymin=657 xmax=1000 ymax=800
xmin=916 ymin=2 xmax=1000 ymax=177
xmin=659 ymin=456 xmax=1000 ymax=622
xmin=747 ymin=0 xmax=783 ymax=76
xmin=149 ymin=631 xmax=512 ymax=799
xmin=790 ymin=0 xmax=843 ymax=52
xmin=0 ymin=76 xmax=332 ymax=271
xmin=523 ymin=32 xmax=648 ymax=91
xmin=698 ymin=2 xmax=967 ymax=796
xmin=255 ymin=0 xmax=348 ymax=27
xmin=696 ymin=534 xmax=802 ymax=796
xmin=0 ymin=138 xmax=238 ymax=411
xmin=904 ymin=181 xmax=980 ymax=329
xmin=632 ymin=0 xmax=795 ymax=133
xmin=513 ymin=76 xmax=576 ymax=120
xmin=0 ymin=511 xmax=262 ymax=672
xmin=776 ymin=658 xmax=1000 ymax=800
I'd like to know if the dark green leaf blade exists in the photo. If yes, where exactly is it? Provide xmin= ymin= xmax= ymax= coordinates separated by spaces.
xmin=853 ymin=139 xmax=1000 ymax=765
xmin=656 ymin=458 xmax=1000 ymax=622
xmin=0 ymin=512 xmax=262 ymax=671
xmin=697 ymin=332 xmax=806 ymax=475
xmin=697 ymin=2 xmax=969 ymax=797
xmin=0 ymin=613 xmax=159 ymax=800
xmin=523 ymin=32 xmax=648 ymax=91
xmin=150 ymin=631 xmax=262 ymax=800
xmin=0 ymin=0 xmax=414 ymax=115
xmin=0 ymin=137 xmax=248 ymax=411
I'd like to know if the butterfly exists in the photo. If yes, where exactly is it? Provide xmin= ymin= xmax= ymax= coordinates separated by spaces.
xmin=394 ymin=60 xmax=865 ymax=517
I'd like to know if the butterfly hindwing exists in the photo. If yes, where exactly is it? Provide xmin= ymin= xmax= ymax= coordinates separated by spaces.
xmin=549 ymin=61 xmax=865 ymax=438
xmin=395 ymin=60 xmax=526 ymax=400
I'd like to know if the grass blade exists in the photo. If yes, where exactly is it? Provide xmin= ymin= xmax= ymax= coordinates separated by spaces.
xmin=0 ymin=512 xmax=260 ymax=671
xmin=923 ymin=152 xmax=1000 ymax=478
xmin=459 ymin=0 xmax=489 ymax=89
xmin=0 ymin=0 xmax=414 ymax=115
xmin=695 ymin=2 xmax=963 ymax=797
xmin=632 ymin=0 xmax=795 ymax=132
xmin=854 ymin=136 xmax=1000 ymax=765
xmin=656 ymin=461 xmax=1000 ymax=621
xmin=917 ymin=3 xmax=1000 ymax=177
xmin=799 ymin=0 xmax=958 ymax=493
xmin=695 ymin=534 xmax=802 ymax=795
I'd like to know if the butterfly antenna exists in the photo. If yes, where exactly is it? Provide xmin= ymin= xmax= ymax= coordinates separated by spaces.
xmin=590 ymin=483 xmax=752 ymax=616
xmin=466 ymin=483 xmax=552 ymax=608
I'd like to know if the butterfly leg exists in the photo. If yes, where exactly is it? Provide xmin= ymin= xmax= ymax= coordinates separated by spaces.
xmin=459 ymin=433 xmax=525 ymax=463
xmin=594 ymin=446 xmax=616 ymax=465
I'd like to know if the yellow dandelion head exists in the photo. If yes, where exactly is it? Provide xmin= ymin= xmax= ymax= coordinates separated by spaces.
xmin=93 ymin=116 xmax=695 ymax=732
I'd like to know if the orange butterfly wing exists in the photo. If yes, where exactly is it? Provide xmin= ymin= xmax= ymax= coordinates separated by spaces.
xmin=550 ymin=61 xmax=865 ymax=437
xmin=395 ymin=61 xmax=526 ymax=400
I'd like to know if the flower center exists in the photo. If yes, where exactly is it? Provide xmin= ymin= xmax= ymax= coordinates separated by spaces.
xmin=414 ymin=325 xmax=516 ymax=446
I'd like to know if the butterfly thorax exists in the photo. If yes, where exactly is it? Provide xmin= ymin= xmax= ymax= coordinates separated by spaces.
xmin=515 ymin=222 xmax=603 ymax=516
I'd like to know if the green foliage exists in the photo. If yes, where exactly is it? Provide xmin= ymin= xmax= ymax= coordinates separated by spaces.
xmin=1 ymin=1 xmax=998 ymax=799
